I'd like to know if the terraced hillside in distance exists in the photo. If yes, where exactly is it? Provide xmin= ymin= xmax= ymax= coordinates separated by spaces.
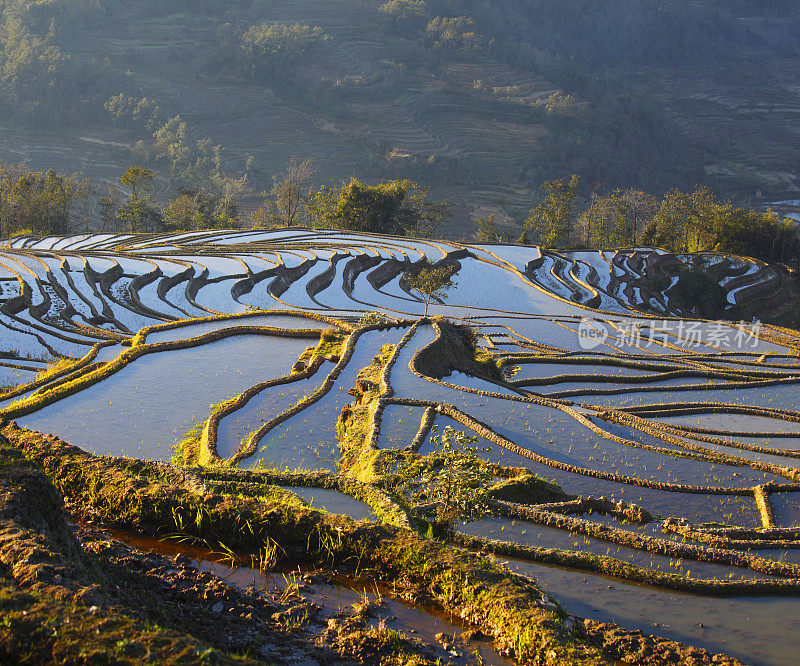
xmin=3 ymin=230 xmax=800 ymax=664
xmin=3 ymin=1 xmax=800 ymax=235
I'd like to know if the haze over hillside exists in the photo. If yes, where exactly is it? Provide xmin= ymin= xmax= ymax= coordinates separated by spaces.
xmin=1 ymin=0 xmax=800 ymax=235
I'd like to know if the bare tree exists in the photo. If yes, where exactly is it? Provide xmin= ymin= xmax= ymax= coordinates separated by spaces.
xmin=622 ymin=188 xmax=658 ymax=245
xmin=268 ymin=157 xmax=317 ymax=227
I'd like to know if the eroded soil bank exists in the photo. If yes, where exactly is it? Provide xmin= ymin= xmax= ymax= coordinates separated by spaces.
xmin=0 ymin=421 xmax=742 ymax=665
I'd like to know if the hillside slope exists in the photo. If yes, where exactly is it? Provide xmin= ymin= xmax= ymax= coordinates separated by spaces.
xmin=1 ymin=0 xmax=799 ymax=235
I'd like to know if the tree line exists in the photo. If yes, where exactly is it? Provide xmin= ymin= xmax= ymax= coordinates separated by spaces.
xmin=3 ymin=159 xmax=798 ymax=273
xmin=0 ymin=159 xmax=453 ymax=239
xmin=503 ymin=174 xmax=800 ymax=268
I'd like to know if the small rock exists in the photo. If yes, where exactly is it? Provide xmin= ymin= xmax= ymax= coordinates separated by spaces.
xmin=212 ymin=602 xmax=223 ymax=613
xmin=174 ymin=554 xmax=192 ymax=567
xmin=461 ymin=629 xmax=491 ymax=641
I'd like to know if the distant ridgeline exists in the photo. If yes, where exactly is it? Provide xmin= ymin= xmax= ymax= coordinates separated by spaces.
xmin=0 ymin=0 xmax=799 ymax=226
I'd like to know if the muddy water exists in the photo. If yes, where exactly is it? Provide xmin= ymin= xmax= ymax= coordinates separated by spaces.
xmin=658 ymin=413 xmax=800 ymax=436
xmin=594 ymin=417 xmax=800 ymax=470
xmin=460 ymin=516 xmax=782 ymax=581
xmin=537 ymin=376 xmax=728 ymax=397
xmin=583 ymin=381 xmax=800 ymax=410
xmin=512 ymin=362 xmax=666 ymax=381
xmin=111 ymin=530 xmax=512 ymax=666
xmin=477 ymin=400 xmax=784 ymax=488
xmin=420 ymin=415 xmax=762 ymax=528
xmin=393 ymin=326 xmax=775 ymax=527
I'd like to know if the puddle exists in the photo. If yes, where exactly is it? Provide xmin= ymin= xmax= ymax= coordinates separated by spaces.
xmin=106 ymin=529 xmax=512 ymax=666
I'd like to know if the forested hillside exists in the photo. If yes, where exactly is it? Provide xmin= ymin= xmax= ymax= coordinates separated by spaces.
xmin=1 ymin=0 xmax=799 ymax=234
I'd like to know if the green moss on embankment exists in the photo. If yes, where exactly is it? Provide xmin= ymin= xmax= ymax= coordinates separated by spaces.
xmin=0 ymin=432 xmax=261 ymax=665
xmin=197 ymin=468 xmax=411 ymax=529
xmin=337 ymin=343 xmax=396 ymax=480
xmin=2 ymin=423 xmax=610 ymax=665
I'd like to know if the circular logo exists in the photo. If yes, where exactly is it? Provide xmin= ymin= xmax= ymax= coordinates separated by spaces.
xmin=578 ymin=319 xmax=609 ymax=350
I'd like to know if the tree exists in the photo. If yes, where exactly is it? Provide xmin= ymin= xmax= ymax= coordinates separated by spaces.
xmin=426 ymin=17 xmax=483 ymax=54
xmin=379 ymin=0 xmax=427 ymax=32
xmin=0 ymin=165 xmax=90 ymax=237
xmin=306 ymin=177 xmax=452 ymax=237
xmin=117 ymin=167 xmax=160 ymax=233
xmin=213 ymin=175 xmax=249 ymax=227
xmin=577 ymin=189 xmax=630 ymax=248
xmin=405 ymin=262 xmax=457 ymax=316
xmin=410 ymin=425 xmax=493 ymax=523
xmin=256 ymin=157 xmax=317 ymax=227
xmin=121 ymin=166 xmax=156 ymax=201
xmin=105 ymin=94 xmax=160 ymax=131
xmin=401 ymin=182 xmax=453 ymax=238
xmin=524 ymin=174 xmax=580 ymax=248
xmin=163 ymin=188 xmax=243 ymax=232
xmin=238 ymin=23 xmax=327 ymax=83
xmin=475 ymin=214 xmax=500 ymax=242
xmin=98 ymin=185 xmax=119 ymax=232
xmin=162 ymin=193 xmax=204 ymax=231
xmin=621 ymin=188 xmax=658 ymax=245
xmin=639 ymin=185 xmax=800 ymax=266
xmin=642 ymin=185 xmax=719 ymax=253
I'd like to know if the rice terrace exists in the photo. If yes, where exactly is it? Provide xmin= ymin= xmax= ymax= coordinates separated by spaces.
xmin=1 ymin=228 xmax=800 ymax=664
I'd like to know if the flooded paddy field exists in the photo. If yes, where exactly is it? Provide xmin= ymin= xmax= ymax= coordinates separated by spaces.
xmin=3 ymin=230 xmax=800 ymax=664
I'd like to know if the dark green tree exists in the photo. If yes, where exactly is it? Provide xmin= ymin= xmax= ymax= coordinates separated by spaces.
xmin=524 ymin=174 xmax=580 ymax=248
xmin=405 ymin=261 xmax=457 ymax=315
xmin=116 ymin=167 xmax=161 ymax=233
xmin=306 ymin=177 xmax=452 ymax=237
xmin=0 ymin=165 xmax=90 ymax=237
